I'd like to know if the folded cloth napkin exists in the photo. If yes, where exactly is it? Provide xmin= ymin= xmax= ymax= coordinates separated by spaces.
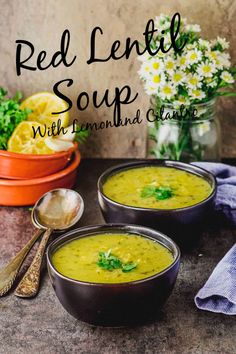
xmin=193 ymin=162 xmax=236 ymax=225
xmin=194 ymin=243 xmax=236 ymax=315
xmin=193 ymin=162 xmax=236 ymax=314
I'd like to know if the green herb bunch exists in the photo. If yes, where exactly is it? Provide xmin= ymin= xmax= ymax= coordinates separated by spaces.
xmin=141 ymin=185 xmax=174 ymax=201
xmin=0 ymin=88 xmax=31 ymax=150
xmin=97 ymin=249 xmax=137 ymax=273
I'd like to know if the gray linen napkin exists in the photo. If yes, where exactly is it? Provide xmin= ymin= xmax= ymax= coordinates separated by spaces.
xmin=194 ymin=162 xmax=236 ymax=225
xmin=193 ymin=162 xmax=236 ymax=314
xmin=194 ymin=243 xmax=236 ymax=315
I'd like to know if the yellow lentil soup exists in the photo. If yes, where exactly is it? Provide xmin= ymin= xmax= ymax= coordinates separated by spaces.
xmin=102 ymin=166 xmax=212 ymax=209
xmin=52 ymin=233 xmax=174 ymax=283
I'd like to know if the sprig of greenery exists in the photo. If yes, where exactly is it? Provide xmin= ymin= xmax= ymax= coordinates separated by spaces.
xmin=97 ymin=250 xmax=137 ymax=273
xmin=74 ymin=127 xmax=90 ymax=144
xmin=0 ymin=87 xmax=31 ymax=150
xmin=141 ymin=185 xmax=174 ymax=200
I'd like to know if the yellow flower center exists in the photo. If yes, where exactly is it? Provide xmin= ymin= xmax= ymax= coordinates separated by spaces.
xmin=223 ymin=74 xmax=230 ymax=80
xmin=180 ymin=57 xmax=186 ymax=65
xmin=190 ymin=53 xmax=197 ymax=60
xmin=153 ymin=75 xmax=161 ymax=84
xmin=152 ymin=62 xmax=160 ymax=70
xmin=163 ymin=86 xmax=172 ymax=95
xmin=173 ymin=73 xmax=182 ymax=82
xmin=145 ymin=66 xmax=150 ymax=71
xmin=203 ymin=65 xmax=211 ymax=73
xmin=189 ymin=77 xmax=198 ymax=85
xmin=192 ymin=90 xmax=201 ymax=97
xmin=210 ymin=51 xmax=217 ymax=60
xmin=166 ymin=61 xmax=174 ymax=70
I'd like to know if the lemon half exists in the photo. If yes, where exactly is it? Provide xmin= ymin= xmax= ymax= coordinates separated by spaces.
xmin=20 ymin=92 xmax=69 ymax=128
xmin=8 ymin=121 xmax=54 ymax=154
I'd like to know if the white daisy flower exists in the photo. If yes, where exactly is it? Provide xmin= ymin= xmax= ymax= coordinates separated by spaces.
xmin=151 ymin=73 xmax=165 ymax=86
xmin=185 ymin=24 xmax=201 ymax=33
xmin=185 ymin=43 xmax=196 ymax=51
xmin=171 ymin=71 xmax=185 ymax=85
xmin=138 ymin=14 xmax=234 ymax=106
xmin=177 ymin=56 xmax=188 ymax=69
xmin=221 ymin=71 xmax=234 ymax=84
xmin=217 ymin=53 xmax=231 ymax=69
xmin=154 ymin=14 xmax=171 ymax=31
xmin=149 ymin=58 xmax=164 ymax=74
xmin=173 ymin=96 xmax=190 ymax=108
xmin=144 ymin=74 xmax=166 ymax=95
xmin=186 ymin=74 xmax=202 ymax=89
xmin=204 ymin=77 xmax=218 ymax=88
xmin=138 ymin=61 xmax=155 ymax=80
xmin=206 ymin=50 xmax=220 ymax=62
xmin=144 ymin=81 xmax=157 ymax=96
xmin=159 ymin=84 xmax=177 ymax=100
xmin=164 ymin=58 xmax=176 ymax=73
xmin=212 ymin=36 xmax=229 ymax=50
xmin=186 ymin=49 xmax=202 ymax=65
xmin=197 ymin=62 xmax=216 ymax=77
xmin=189 ymin=89 xmax=206 ymax=100
xmin=198 ymin=39 xmax=211 ymax=50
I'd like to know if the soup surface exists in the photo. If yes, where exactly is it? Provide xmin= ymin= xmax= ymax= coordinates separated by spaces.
xmin=52 ymin=233 xmax=174 ymax=283
xmin=102 ymin=166 xmax=212 ymax=209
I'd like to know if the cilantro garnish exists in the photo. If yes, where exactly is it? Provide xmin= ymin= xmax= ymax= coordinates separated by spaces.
xmin=141 ymin=185 xmax=174 ymax=201
xmin=97 ymin=249 xmax=137 ymax=273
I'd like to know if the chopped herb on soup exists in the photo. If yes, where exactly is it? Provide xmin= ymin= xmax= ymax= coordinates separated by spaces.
xmin=52 ymin=233 xmax=174 ymax=283
xmin=103 ymin=166 xmax=212 ymax=209
xmin=141 ymin=185 xmax=174 ymax=201
xmin=97 ymin=249 xmax=137 ymax=272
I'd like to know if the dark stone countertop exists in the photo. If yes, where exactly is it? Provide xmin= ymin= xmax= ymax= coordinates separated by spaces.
xmin=0 ymin=159 xmax=235 ymax=354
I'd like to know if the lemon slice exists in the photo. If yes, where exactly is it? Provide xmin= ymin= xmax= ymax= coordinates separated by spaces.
xmin=8 ymin=121 xmax=54 ymax=154
xmin=45 ymin=137 xmax=74 ymax=152
xmin=20 ymin=92 xmax=70 ymax=128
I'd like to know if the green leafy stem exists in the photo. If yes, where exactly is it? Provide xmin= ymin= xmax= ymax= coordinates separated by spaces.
xmin=141 ymin=185 xmax=174 ymax=201
xmin=97 ymin=250 xmax=137 ymax=272
xmin=0 ymin=87 xmax=31 ymax=150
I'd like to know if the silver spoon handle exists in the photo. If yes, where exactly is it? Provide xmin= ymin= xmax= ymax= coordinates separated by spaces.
xmin=14 ymin=228 xmax=52 ymax=298
xmin=0 ymin=229 xmax=42 ymax=296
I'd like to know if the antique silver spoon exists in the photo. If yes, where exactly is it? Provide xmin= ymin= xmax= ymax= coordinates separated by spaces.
xmin=0 ymin=188 xmax=84 ymax=297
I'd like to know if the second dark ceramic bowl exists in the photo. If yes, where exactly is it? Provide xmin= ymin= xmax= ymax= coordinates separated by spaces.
xmin=46 ymin=224 xmax=180 ymax=327
xmin=98 ymin=160 xmax=217 ymax=241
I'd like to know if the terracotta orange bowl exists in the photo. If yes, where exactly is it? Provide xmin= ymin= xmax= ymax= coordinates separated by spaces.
xmin=0 ymin=150 xmax=81 ymax=206
xmin=0 ymin=143 xmax=78 ymax=180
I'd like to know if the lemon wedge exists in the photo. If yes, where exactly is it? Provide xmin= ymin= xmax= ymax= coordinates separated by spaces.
xmin=8 ymin=121 xmax=54 ymax=154
xmin=20 ymin=92 xmax=70 ymax=128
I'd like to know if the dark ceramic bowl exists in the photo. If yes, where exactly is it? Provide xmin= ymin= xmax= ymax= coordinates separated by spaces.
xmin=46 ymin=224 xmax=180 ymax=327
xmin=98 ymin=160 xmax=217 ymax=242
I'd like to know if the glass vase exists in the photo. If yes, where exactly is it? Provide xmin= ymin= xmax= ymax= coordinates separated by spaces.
xmin=147 ymin=97 xmax=221 ymax=162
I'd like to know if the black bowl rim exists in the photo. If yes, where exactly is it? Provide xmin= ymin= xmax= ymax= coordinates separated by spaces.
xmin=97 ymin=160 xmax=217 ymax=213
xmin=46 ymin=223 xmax=181 ymax=287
